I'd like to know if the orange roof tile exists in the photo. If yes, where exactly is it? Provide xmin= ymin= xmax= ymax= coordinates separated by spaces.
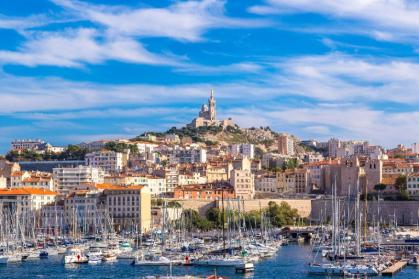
xmin=0 ymin=187 xmax=56 ymax=196
xmin=95 ymin=183 xmax=144 ymax=191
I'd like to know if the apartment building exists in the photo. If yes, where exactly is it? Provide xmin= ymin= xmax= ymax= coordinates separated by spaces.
xmin=101 ymin=185 xmax=151 ymax=232
xmin=255 ymin=174 xmax=278 ymax=193
xmin=0 ymin=188 xmax=57 ymax=213
xmin=85 ymin=150 xmax=127 ymax=173
xmin=104 ymin=173 xmax=166 ymax=197
xmin=53 ymin=166 xmax=104 ymax=196
xmin=229 ymin=143 xmax=255 ymax=159
xmin=230 ymin=169 xmax=254 ymax=200
xmin=173 ymin=181 xmax=235 ymax=200
xmin=277 ymin=134 xmax=295 ymax=156
xmin=10 ymin=171 xmax=54 ymax=191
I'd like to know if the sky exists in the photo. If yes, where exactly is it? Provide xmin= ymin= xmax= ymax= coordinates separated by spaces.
xmin=1 ymin=0 xmax=419 ymax=154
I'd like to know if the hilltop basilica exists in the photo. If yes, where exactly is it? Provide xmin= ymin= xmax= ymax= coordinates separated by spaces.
xmin=188 ymin=90 xmax=234 ymax=128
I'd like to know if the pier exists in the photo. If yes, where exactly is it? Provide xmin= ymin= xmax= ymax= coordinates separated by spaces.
xmin=381 ymin=260 xmax=408 ymax=276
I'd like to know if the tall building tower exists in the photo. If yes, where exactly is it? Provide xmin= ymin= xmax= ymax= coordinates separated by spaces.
xmin=208 ymin=89 xmax=216 ymax=121
xmin=277 ymin=134 xmax=294 ymax=155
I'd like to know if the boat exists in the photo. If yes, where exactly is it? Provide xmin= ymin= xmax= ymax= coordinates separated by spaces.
xmin=0 ymin=255 xmax=8 ymax=264
xmin=308 ymin=263 xmax=345 ymax=275
xmin=63 ymin=247 xmax=88 ymax=264
xmin=408 ymin=254 xmax=419 ymax=266
xmin=87 ymin=246 xmax=103 ymax=264
xmin=194 ymin=256 xmax=245 ymax=267
xmin=235 ymin=262 xmax=254 ymax=273
xmin=39 ymin=251 xmax=48 ymax=259
xmin=102 ymin=251 xmax=118 ymax=262
xmin=133 ymin=254 xmax=172 ymax=266
xmin=344 ymin=264 xmax=379 ymax=276
xmin=7 ymin=253 xmax=22 ymax=263
xmin=88 ymin=253 xmax=102 ymax=264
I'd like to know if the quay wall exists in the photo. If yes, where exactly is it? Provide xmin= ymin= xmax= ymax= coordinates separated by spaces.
xmin=173 ymin=198 xmax=312 ymax=218
xmin=310 ymin=199 xmax=419 ymax=226
xmin=174 ymin=198 xmax=419 ymax=225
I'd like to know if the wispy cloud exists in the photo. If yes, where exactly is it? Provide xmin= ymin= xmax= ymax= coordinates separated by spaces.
xmin=250 ymin=0 xmax=419 ymax=42
xmin=0 ymin=28 xmax=175 ymax=67
xmin=53 ymin=0 xmax=269 ymax=42
xmin=227 ymin=106 xmax=419 ymax=147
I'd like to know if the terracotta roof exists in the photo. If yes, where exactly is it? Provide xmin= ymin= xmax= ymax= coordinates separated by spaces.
xmin=10 ymin=171 xmax=24 ymax=177
xmin=95 ymin=183 xmax=144 ymax=191
xmin=0 ymin=187 xmax=56 ymax=196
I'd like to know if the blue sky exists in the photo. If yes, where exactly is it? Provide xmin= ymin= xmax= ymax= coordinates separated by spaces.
xmin=1 ymin=0 xmax=419 ymax=154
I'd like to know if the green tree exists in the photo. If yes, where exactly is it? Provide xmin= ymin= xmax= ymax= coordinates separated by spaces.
xmin=206 ymin=207 xmax=223 ymax=228
xmin=266 ymin=201 xmax=300 ymax=227
xmin=374 ymin=183 xmax=387 ymax=192
xmin=104 ymin=142 xmax=138 ymax=154
xmin=394 ymin=175 xmax=409 ymax=200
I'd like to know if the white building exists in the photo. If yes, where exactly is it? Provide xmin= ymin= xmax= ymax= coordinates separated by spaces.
xmin=0 ymin=176 xmax=6 ymax=189
xmin=229 ymin=144 xmax=255 ymax=159
xmin=170 ymin=147 xmax=207 ymax=164
xmin=413 ymin=142 xmax=419 ymax=154
xmin=328 ymin=138 xmax=341 ymax=158
xmin=407 ymin=173 xmax=419 ymax=198
xmin=11 ymin=139 xmax=47 ymax=152
xmin=85 ymin=150 xmax=126 ymax=173
xmin=10 ymin=171 xmax=54 ymax=191
xmin=304 ymin=153 xmax=324 ymax=163
xmin=0 ymin=188 xmax=57 ymax=213
xmin=53 ymin=166 xmax=104 ymax=196
xmin=230 ymin=169 xmax=255 ymax=200
xmin=178 ymin=172 xmax=207 ymax=186
xmin=104 ymin=174 xmax=166 ymax=197
xmin=255 ymin=175 xmax=277 ymax=193
xmin=77 ymin=140 xmax=110 ymax=151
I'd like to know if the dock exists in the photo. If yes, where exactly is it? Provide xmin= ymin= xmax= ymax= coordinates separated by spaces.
xmin=381 ymin=260 xmax=408 ymax=276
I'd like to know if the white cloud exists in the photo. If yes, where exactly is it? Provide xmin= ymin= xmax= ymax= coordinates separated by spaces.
xmin=250 ymin=0 xmax=419 ymax=42
xmin=0 ymin=28 xmax=174 ymax=67
xmin=53 ymin=0 xmax=268 ymax=42
xmin=226 ymin=106 xmax=419 ymax=147
xmin=270 ymin=53 xmax=419 ymax=104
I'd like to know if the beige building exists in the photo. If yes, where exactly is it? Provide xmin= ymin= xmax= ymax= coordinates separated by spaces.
xmin=104 ymin=173 xmax=166 ymax=197
xmin=255 ymin=174 xmax=278 ymax=193
xmin=177 ymin=172 xmax=207 ymax=186
xmin=101 ymin=185 xmax=151 ymax=232
xmin=85 ymin=150 xmax=128 ymax=173
xmin=188 ymin=90 xmax=234 ymax=128
xmin=324 ymin=157 xmax=382 ymax=196
xmin=277 ymin=134 xmax=294 ymax=156
xmin=206 ymin=162 xmax=232 ymax=183
xmin=10 ymin=171 xmax=54 ymax=191
xmin=230 ymin=169 xmax=254 ymax=200
xmin=0 ymin=188 xmax=57 ymax=213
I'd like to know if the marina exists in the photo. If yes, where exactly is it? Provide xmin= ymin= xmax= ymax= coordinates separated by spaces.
xmin=0 ymin=244 xmax=417 ymax=278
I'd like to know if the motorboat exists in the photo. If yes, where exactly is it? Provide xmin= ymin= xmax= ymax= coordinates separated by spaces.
xmin=133 ymin=254 xmax=172 ymax=266
xmin=194 ymin=256 xmax=245 ymax=267
xmin=63 ymin=247 xmax=88 ymax=264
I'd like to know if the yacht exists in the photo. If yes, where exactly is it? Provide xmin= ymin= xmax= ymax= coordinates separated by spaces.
xmin=87 ymin=247 xmax=103 ymax=264
xmin=133 ymin=254 xmax=172 ymax=266
xmin=102 ymin=251 xmax=118 ymax=262
xmin=0 ymin=255 xmax=8 ymax=264
xmin=194 ymin=256 xmax=245 ymax=267
xmin=64 ymin=247 xmax=88 ymax=264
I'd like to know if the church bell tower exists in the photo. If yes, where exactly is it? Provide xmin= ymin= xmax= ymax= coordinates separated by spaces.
xmin=208 ymin=89 xmax=216 ymax=121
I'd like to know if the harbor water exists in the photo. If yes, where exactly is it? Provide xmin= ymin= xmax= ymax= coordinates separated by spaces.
xmin=0 ymin=244 xmax=417 ymax=279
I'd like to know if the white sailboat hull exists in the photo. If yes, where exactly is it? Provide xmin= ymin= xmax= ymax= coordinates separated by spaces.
xmin=194 ymin=258 xmax=245 ymax=266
